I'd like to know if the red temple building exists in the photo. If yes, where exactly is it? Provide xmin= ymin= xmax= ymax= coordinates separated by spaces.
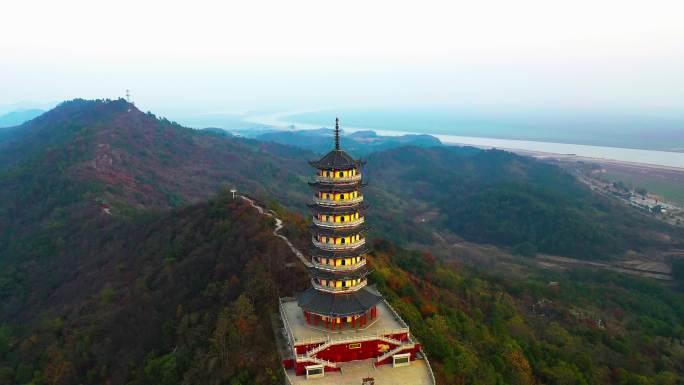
xmin=278 ymin=119 xmax=435 ymax=384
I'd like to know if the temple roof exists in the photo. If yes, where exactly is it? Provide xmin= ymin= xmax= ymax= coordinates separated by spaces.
xmin=308 ymin=264 xmax=373 ymax=280
xmin=309 ymin=149 xmax=363 ymax=170
xmin=310 ymin=245 xmax=369 ymax=259
xmin=296 ymin=286 xmax=382 ymax=317
xmin=309 ymin=202 xmax=368 ymax=214
xmin=308 ymin=118 xmax=365 ymax=170
xmin=311 ymin=223 xmax=368 ymax=237
xmin=308 ymin=181 xmax=365 ymax=192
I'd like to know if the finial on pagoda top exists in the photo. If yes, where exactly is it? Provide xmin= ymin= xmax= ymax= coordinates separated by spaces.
xmin=335 ymin=117 xmax=340 ymax=150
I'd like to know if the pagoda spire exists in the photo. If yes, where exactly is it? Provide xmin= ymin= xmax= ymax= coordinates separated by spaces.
xmin=335 ymin=117 xmax=340 ymax=150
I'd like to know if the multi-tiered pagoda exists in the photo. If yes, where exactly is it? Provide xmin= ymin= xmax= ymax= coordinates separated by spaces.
xmin=278 ymin=119 xmax=434 ymax=384
xmin=296 ymin=117 xmax=382 ymax=330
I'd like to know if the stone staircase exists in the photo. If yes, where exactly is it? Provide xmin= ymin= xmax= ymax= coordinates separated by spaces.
xmin=295 ymin=354 xmax=337 ymax=368
xmin=376 ymin=342 xmax=416 ymax=363
xmin=300 ymin=334 xmax=413 ymax=367
xmin=304 ymin=339 xmax=334 ymax=356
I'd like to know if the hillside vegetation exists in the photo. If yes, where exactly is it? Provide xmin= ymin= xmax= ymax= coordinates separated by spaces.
xmin=0 ymin=99 xmax=311 ymax=280
xmin=371 ymin=240 xmax=684 ymax=385
xmin=2 ymin=191 xmax=682 ymax=385
xmin=1 ymin=192 xmax=308 ymax=385
xmin=250 ymin=126 xmax=684 ymax=260
xmin=256 ymin=127 xmax=441 ymax=156
xmin=3 ymin=99 xmax=680 ymax=264
xmin=1 ymin=100 xmax=683 ymax=385
xmin=363 ymin=146 xmax=684 ymax=259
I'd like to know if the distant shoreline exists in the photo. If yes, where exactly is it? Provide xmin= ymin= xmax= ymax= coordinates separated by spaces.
xmin=242 ymin=113 xmax=684 ymax=170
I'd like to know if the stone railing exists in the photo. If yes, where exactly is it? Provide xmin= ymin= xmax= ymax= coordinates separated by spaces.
xmin=293 ymin=327 xmax=410 ymax=346
xmin=279 ymin=297 xmax=296 ymax=349
xmin=295 ymin=354 xmax=337 ymax=368
xmin=382 ymin=299 xmax=412 ymax=337
xmin=422 ymin=348 xmax=437 ymax=385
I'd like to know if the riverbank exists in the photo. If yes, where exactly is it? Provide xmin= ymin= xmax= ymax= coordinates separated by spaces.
xmin=243 ymin=113 xmax=684 ymax=170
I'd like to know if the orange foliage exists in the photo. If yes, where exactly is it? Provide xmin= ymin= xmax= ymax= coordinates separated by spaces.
xmin=420 ymin=303 xmax=438 ymax=317
xmin=507 ymin=349 xmax=536 ymax=385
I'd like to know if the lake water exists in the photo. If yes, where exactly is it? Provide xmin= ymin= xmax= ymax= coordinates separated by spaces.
xmin=243 ymin=113 xmax=684 ymax=169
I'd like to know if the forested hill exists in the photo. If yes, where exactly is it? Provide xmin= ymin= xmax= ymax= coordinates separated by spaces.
xmin=3 ymin=191 xmax=682 ymax=385
xmin=362 ymin=146 xmax=684 ymax=259
xmin=255 ymin=127 xmax=441 ymax=156
xmin=0 ymin=98 xmax=310 ymax=213
xmin=0 ymin=192 xmax=309 ymax=384
xmin=0 ymin=99 xmax=683 ymax=384
xmin=0 ymin=99 xmax=313 ymax=269
xmin=1 ymin=98 xmax=681 ymax=268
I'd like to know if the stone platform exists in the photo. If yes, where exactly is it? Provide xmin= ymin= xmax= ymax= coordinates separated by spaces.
xmin=284 ymin=356 xmax=434 ymax=385
xmin=278 ymin=296 xmax=435 ymax=384
xmin=280 ymin=296 xmax=409 ymax=345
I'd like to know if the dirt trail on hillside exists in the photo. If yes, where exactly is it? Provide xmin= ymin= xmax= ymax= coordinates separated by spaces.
xmin=239 ymin=195 xmax=312 ymax=267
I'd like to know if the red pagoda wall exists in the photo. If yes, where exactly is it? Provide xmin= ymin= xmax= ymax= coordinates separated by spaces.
xmin=288 ymin=333 xmax=421 ymax=376
xmin=314 ymin=338 xmax=395 ymax=362
xmin=293 ymin=331 xmax=410 ymax=355
xmin=292 ymin=362 xmax=341 ymax=376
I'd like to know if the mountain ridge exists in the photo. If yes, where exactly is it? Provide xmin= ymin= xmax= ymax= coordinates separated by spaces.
xmin=0 ymin=99 xmax=682 ymax=384
xmin=0 ymin=109 xmax=44 ymax=129
xmin=2 ymin=99 xmax=681 ymax=264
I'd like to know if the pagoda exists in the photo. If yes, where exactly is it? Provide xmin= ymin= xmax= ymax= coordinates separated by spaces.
xmin=297 ymin=117 xmax=381 ymax=329
xmin=278 ymin=119 xmax=435 ymax=384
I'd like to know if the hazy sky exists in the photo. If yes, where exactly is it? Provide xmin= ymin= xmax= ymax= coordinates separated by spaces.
xmin=2 ymin=0 xmax=683 ymax=116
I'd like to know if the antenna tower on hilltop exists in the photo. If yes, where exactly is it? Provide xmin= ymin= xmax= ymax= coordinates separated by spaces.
xmin=125 ymin=89 xmax=133 ymax=111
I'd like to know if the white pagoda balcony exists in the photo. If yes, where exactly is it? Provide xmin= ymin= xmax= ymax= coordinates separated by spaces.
xmin=312 ymin=217 xmax=365 ymax=228
xmin=312 ymin=279 xmax=368 ymax=293
xmin=311 ymin=258 xmax=367 ymax=271
xmin=313 ymin=195 xmax=364 ymax=206
xmin=315 ymin=174 xmax=362 ymax=183
xmin=312 ymin=237 xmax=366 ymax=251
